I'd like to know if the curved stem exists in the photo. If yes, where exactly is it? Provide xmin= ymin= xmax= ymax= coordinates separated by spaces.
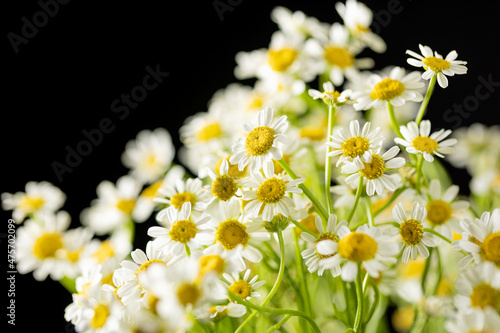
xmin=265 ymin=315 xmax=291 ymax=333
xmin=278 ymin=159 xmax=328 ymax=221
xmin=229 ymin=291 xmax=321 ymax=333
xmin=325 ymin=104 xmax=337 ymax=215
xmin=355 ymin=187 xmax=406 ymax=228
xmin=415 ymin=74 xmax=437 ymax=126
xmin=421 ymin=248 xmax=433 ymax=293
xmin=292 ymin=220 xmax=318 ymax=237
xmin=236 ymin=230 xmax=286 ymax=333
xmin=387 ymin=102 xmax=403 ymax=139
xmin=293 ymin=228 xmax=313 ymax=319
xmin=346 ymin=176 xmax=364 ymax=223
xmin=353 ymin=268 xmax=364 ymax=332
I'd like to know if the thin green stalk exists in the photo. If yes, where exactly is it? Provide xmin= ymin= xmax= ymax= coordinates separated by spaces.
xmin=364 ymin=279 xmax=380 ymax=327
xmin=229 ymin=291 xmax=321 ymax=333
xmin=325 ymin=104 xmax=337 ymax=215
xmin=364 ymin=199 xmax=373 ymax=227
xmin=423 ymin=228 xmax=451 ymax=244
xmin=293 ymin=228 xmax=313 ymax=319
xmin=355 ymin=187 xmax=406 ymax=227
xmin=415 ymin=74 xmax=437 ymax=125
xmin=292 ymin=220 xmax=318 ymax=237
xmin=185 ymin=243 xmax=191 ymax=257
xmin=353 ymin=268 xmax=364 ymax=332
xmin=278 ymin=159 xmax=328 ymax=221
xmin=415 ymin=154 xmax=424 ymax=195
xmin=432 ymin=248 xmax=442 ymax=295
xmin=421 ymin=248 xmax=433 ymax=293
xmin=59 ymin=276 xmax=76 ymax=294
xmin=346 ymin=176 xmax=364 ymax=223
xmin=265 ymin=315 xmax=291 ymax=333
xmin=387 ymin=102 xmax=403 ymax=139
xmin=236 ymin=230 xmax=287 ymax=333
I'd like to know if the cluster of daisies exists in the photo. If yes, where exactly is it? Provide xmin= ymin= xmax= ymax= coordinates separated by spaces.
xmin=3 ymin=1 xmax=500 ymax=332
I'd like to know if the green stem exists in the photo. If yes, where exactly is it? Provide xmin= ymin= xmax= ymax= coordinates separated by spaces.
xmin=364 ymin=279 xmax=380 ymax=327
xmin=421 ymin=248 xmax=433 ymax=293
xmin=364 ymin=199 xmax=373 ymax=227
xmin=325 ymin=104 xmax=337 ymax=215
xmin=423 ymin=228 xmax=451 ymax=244
xmin=265 ymin=315 xmax=291 ymax=333
xmin=353 ymin=268 xmax=364 ymax=332
xmin=229 ymin=291 xmax=321 ymax=333
xmin=185 ymin=243 xmax=191 ymax=257
xmin=236 ymin=230 xmax=287 ymax=333
xmin=415 ymin=74 xmax=437 ymax=126
xmin=432 ymin=247 xmax=442 ymax=295
xmin=355 ymin=187 xmax=406 ymax=227
xmin=415 ymin=154 xmax=424 ymax=195
xmin=346 ymin=176 xmax=364 ymax=223
xmin=387 ymin=102 xmax=403 ymax=139
xmin=278 ymin=159 xmax=328 ymax=221
xmin=293 ymin=228 xmax=313 ymax=320
xmin=59 ymin=276 xmax=76 ymax=294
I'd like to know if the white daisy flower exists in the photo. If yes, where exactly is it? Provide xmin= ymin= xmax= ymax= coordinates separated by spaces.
xmin=16 ymin=211 xmax=71 ymax=281
xmin=352 ymin=66 xmax=425 ymax=110
xmin=406 ymin=44 xmax=467 ymax=88
xmin=454 ymin=261 xmax=500 ymax=311
xmin=445 ymin=307 xmax=500 ymax=333
xmin=81 ymin=175 xmax=145 ymax=235
xmin=327 ymin=119 xmax=384 ymax=167
xmin=55 ymin=226 xmax=94 ymax=279
xmin=422 ymin=179 xmax=470 ymax=240
xmin=330 ymin=177 xmax=357 ymax=209
xmin=452 ymin=209 xmax=500 ymax=269
xmin=308 ymin=81 xmax=355 ymax=107
xmin=304 ymin=23 xmax=373 ymax=86
xmin=113 ymin=241 xmax=175 ymax=306
xmin=82 ymin=229 xmax=132 ymax=275
xmin=471 ymin=169 xmax=500 ymax=196
xmin=2 ymin=181 xmax=66 ymax=223
xmin=393 ymin=202 xmax=436 ymax=263
xmin=241 ymin=160 xmax=303 ymax=221
xmin=341 ymin=146 xmax=405 ymax=196
xmin=271 ymin=6 xmax=329 ymax=41
xmin=121 ymin=128 xmax=175 ymax=184
xmin=218 ymin=269 xmax=265 ymax=302
xmin=207 ymin=302 xmax=247 ymax=321
xmin=203 ymin=159 xmax=242 ymax=214
xmin=230 ymin=107 xmax=289 ymax=174
xmin=335 ymin=224 xmax=399 ymax=281
xmin=147 ymin=202 xmax=212 ymax=257
xmin=394 ymin=120 xmax=457 ymax=162
xmin=335 ymin=0 xmax=387 ymax=53
xmin=301 ymin=214 xmax=347 ymax=276
xmin=202 ymin=199 xmax=270 ymax=272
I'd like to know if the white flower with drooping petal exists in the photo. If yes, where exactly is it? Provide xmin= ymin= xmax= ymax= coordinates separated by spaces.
xmin=406 ymin=44 xmax=467 ymax=88
xmin=308 ymin=81 xmax=355 ymax=107
xmin=271 ymin=6 xmax=329 ymax=42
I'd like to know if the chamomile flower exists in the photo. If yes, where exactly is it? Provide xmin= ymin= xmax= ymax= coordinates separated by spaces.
xmin=56 ymin=226 xmax=94 ymax=278
xmin=121 ymin=128 xmax=175 ymax=184
xmin=445 ymin=307 xmax=500 ymax=333
xmin=335 ymin=0 xmax=387 ymax=53
xmin=393 ymin=202 xmax=436 ymax=263
xmin=341 ymin=146 xmax=405 ymax=196
xmin=203 ymin=159 xmax=242 ymax=213
xmin=241 ymin=160 xmax=303 ymax=221
xmin=180 ymin=108 xmax=234 ymax=150
xmin=454 ymin=261 xmax=500 ymax=311
xmin=308 ymin=81 xmax=355 ymax=107
xmin=452 ymin=209 xmax=500 ymax=269
xmin=301 ymin=214 xmax=347 ymax=276
xmin=81 ymin=175 xmax=145 ymax=235
xmin=113 ymin=241 xmax=175 ymax=306
xmin=16 ymin=211 xmax=71 ymax=281
xmin=202 ymin=199 xmax=270 ymax=272
xmin=2 ymin=181 xmax=66 ymax=223
xmin=335 ymin=224 xmax=399 ymax=281
xmin=395 ymin=120 xmax=456 ymax=162
xmin=271 ymin=6 xmax=329 ymax=41
xmin=218 ymin=269 xmax=265 ymax=302
xmin=423 ymin=179 xmax=470 ymax=240
xmin=352 ymin=66 xmax=425 ymax=110
xmin=230 ymin=107 xmax=289 ymax=174
xmin=327 ymin=119 xmax=383 ymax=167
xmin=147 ymin=202 xmax=212 ymax=257
xmin=406 ymin=44 xmax=467 ymax=88
xmin=205 ymin=302 xmax=247 ymax=321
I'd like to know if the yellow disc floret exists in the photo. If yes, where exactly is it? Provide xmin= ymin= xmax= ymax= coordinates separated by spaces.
xmin=228 ymin=280 xmax=252 ymax=301
xmin=359 ymin=155 xmax=385 ymax=180
xmin=170 ymin=192 xmax=197 ymax=209
xmin=256 ymin=178 xmax=286 ymax=204
xmin=137 ymin=259 xmax=165 ymax=274
xmin=199 ymin=255 xmax=225 ymax=277
xmin=412 ymin=136 xmax=439 ymax=154
xmin=212 ymin=175 xmax=238 ymax=201
xmin=422 ymin=57 xmax=451 ymax=72
xmin=245 ymin=126 xmax=275 ymax=156
xmin=196 ymin=123 xmax=222 ymax=142
xmin=20 ymin=195 xmax=45 ymax=211
xmin=33 ymin=233 xmax=63 ymax=259
xmin=116 ymin=199 xmax=135 ymax=215
xmin=341 ymin=136 xmax=370 ymax=158
xmin=483 ymin=232 xmax=500 ymax=266
xmin=426 ymin=200 xmax=452 ymax=226
xmin=324 ymin=46 xmax=354 ymax=68
xmin=470 ymin=282 xmax=500 ymax=309
xmin=177 ymin=283 xmax=201 ymax=307
xmin=91 ymin=304 xmax=110 ymax=329
xmin=370 ymin=78 xmax=405 ymax=101
xmin=216 ymin=219 xmax=249 ymax=250
xmin=338 ymin=232 xmax=378 ymax=262
xmin=267 ymin=48 xmax=298 ymax=72
xmin=399 ymin=219 xmax=424 ymax=246
xmin=299 ymin=126 xmax=326 ymax=141
xmin=169 ymin=220 xmax=198 ymax=244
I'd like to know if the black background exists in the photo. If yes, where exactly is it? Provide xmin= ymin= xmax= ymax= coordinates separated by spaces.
xmin=3 ymin=0 xmax=500 ymax=332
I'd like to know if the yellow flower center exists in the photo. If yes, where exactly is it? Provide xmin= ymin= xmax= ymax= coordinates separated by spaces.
xmin=144 ymin=154 xmax=158 ymax=167
xmin=245 ymin=126 xmax=276 ymax=156
xmin=338 ymin=232 xmax=378 ymax=262
xmin=116 ymin=199 xmax=135 ymax=215
xmin=33 ymin=233 xmax=63 ymax=259
xmin=216 ymin=219 xmax=249 ymax=250
xmin=315 ymin=233 xmax=338 ymax=259
xmin=299 ymin=126 xmax=326 ymax=141
xmin=169 ymin=220 xmax=198 ymax=244
xmin=470 ymin=282 xmax=500 ymax=309
xmin=177 ymin=283 xmax=201 ymax=307
xmin=435 ymin=279 xmax=454 ymax=296
xmin=267 ymin=47 xmax=298 ymax=72
xmin=426 ymin=200 xmax=452 ymax=226
xmin=210 ymin=305 xmax=228 ymax=321
xmin=359 ymin=155 xmax=385 ymax=180
xmin=370 ymin=78 xmax=405 ymax=101
xmin=398 ymin=257 xmax=426 ymax=278
xmin=198 ymin=255 xmax=225 ymax=277
xmin=341 ymin=136 xmax=370 ymax=158
xmin=146 ymin=293 xmax=159 ymax=313
xmin=412 ymin=136 xmax=439 ymax=154
xmin=215 ymin=157 xmax=247 ymax=178
xmin=248 ymin=94 xmax=264 ymax=110
xmin=91 ymin=304 xmax=110 ymax=329
xmin=256 ymin=178 xmax=286 ymax=204
xmin=422 ymin=56 xmax=451 ymax=72
xmin=137 ymin=259 xmax=165 ymax=274
xmin=212 ymin=175 xmax=238 ymax=201
xmin=483 ymin=232 xmax=500 ymax=266
xmin=141 ymin=180 xmax=163 ymax=198
xmin=228 ymin=280 xmax=252 ymax=301
xmin=399 ymin=219 xmax=424 ymax=246
xmin=20 ymin=195 xmax=45 ymax=211
xmin=355 ymin=24 xmax=371 ymax=33
xmin=92 ymin=241 xmax=115 ymax=263
xmin=170 ymin=192 xmax=197 ymax=209
xmin=63 ymin=248 xmax=82 ymax=263
xmin=324 ymin=46 xmax=354 ymax=68
xmin=196 ymin=123 xmax=222 ymax=142
xmin=295 ymin=214 xmax=320 ymax=235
